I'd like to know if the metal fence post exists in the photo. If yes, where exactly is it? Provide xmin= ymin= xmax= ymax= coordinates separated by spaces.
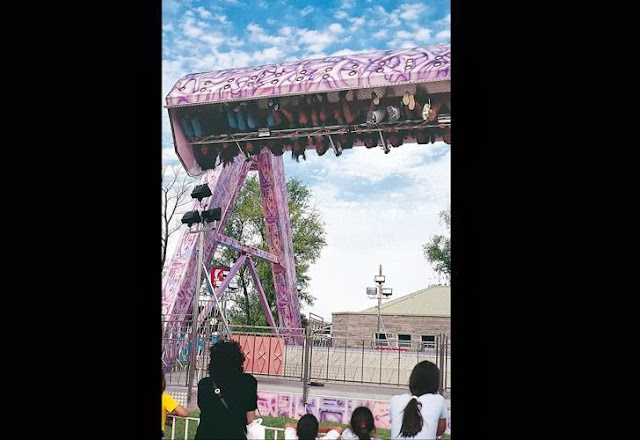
xmin=302 ymin=326 xmax=311 ymax=406
xmin=360 ymin=339 xmax=364 ymax=383
xmin=437 ymin=333 xmax=444 ymax=394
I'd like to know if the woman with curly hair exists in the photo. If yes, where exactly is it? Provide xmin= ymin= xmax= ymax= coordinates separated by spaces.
xmin=389 ymin=360 xmax=448 ymax=439
xmin=194 ymin=339 xmax=258 ymax=440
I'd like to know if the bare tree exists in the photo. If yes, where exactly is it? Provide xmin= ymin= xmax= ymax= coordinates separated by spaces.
xmin=162 ymin=165 xmax=195 ymax=270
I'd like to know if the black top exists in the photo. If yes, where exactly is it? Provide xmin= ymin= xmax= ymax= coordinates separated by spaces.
xmin=194 ymin=373 xmax=258 ymax=440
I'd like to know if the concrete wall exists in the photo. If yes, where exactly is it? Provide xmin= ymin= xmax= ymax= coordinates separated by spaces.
xmin=331 ymin=313 xmax=450 ymax=347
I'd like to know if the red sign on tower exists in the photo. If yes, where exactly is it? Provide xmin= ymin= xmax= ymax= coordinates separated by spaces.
xmin=211 ymin=266 xmax=230 ymax=287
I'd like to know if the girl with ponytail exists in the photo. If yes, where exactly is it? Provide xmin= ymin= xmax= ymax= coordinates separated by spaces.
xmin=389 ymin=360 xmax=448 ymax=439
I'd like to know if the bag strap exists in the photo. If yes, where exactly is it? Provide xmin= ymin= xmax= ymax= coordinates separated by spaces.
xmin=211 ymin=378 xmax=247 ymax=436
xmin=211 ymin=377 xmax=260 ymax=416
xmin=211 ymin=378 xmax=231 ymax=411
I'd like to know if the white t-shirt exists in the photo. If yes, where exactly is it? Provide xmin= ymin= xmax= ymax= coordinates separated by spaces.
xmin=283 ymin=426 xmax=341 ymax=440
xmin=389 ymin=393 xmax=449 ymax=439
xmin=341 ymin=427 xmax=378 ymax=439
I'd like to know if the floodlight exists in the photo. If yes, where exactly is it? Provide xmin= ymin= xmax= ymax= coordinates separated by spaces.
xmin=366 ymin=287 xmax=378 ymax=297
xmin=381 ymin=287 xmax=393 ymax=297
xmin=180 ymin=210 xmax=201 ymax=226
xmin=374 ymin=274 xmax=385 ymax=283
xmin=191 ymin=184 xmax=212 ymax=201
xmin=201 ymin=207 xmax=221 ymax=222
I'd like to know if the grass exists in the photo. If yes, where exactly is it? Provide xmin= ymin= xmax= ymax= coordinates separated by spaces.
xmin=165 ymin=410 xmax=450 ymax=439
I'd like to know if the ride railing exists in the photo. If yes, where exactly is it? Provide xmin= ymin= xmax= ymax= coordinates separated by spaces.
xmin=162 ymin=323 xmax=450 ymax=393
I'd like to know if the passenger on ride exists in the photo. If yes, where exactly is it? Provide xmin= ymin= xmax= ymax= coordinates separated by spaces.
xmin=442 ymin=126 xmax=451 ymax=145
xmin=297 ymin=95 xmax=318 ymax=128
xmin=310 ymin=135 xmax=328 ymax=156
xmin=366 ymin=91 xmax=387 ymax=126
xmin=310 ymin=93 xmax=333 ymax=126
xmin=336 ymin=132 xmax=355 ymax=151
xmin=219 ymin=141 xmax=241 ymax=167
xmin=267 ymin=99 xmax=296 ymax=129
xmin=401 ymin=93 xmax=425 ymax=121
xmin=388 ymin=130 xmax=405 ymax=148
xmin=224 ymin=102 xmax=260 ymax=133
xmin=244 ymin=140 xmax=261 ymax=157
xmin=335 ymin=90 xmax=358 ymax=125
xmin=193 ymin=144 xmax=219 ymax=170
xmin=423 ymin=95 xmax=451 ymax=122
xmin=414 ymin=129 xmax=431 ymax=145
xmin=180 ymin=111 xmax=203 ymax=141
xmin=361 ymin=132 xmax=379 ymax=149
xmin=267 ymin=139 xmax=285 ymax=156
xmin=291 ymin=138 xmax=306 ymax=162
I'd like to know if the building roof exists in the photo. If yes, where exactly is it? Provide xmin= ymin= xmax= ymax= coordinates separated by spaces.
xmin=335 ymin=285 xmax=450 ymax=318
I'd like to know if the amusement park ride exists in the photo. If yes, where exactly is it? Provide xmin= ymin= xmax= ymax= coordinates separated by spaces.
xmin=161 ymin=44 xmax=451 ymax=374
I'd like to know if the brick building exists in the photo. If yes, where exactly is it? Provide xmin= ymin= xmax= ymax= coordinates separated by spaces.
xmin=329 ymin=285 xmax=450 ymax=349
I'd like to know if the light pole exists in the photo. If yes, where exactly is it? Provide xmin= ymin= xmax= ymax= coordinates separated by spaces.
xmin=180 ymin=183 xmax=221 ymax=406
xmin=366 ymin=264 xmax=392 ymax=346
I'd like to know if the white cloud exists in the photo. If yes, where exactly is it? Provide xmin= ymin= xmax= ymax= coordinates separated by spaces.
xmin=372 ymin=6 xmax=401 ymax=27
xmin=397 ymin=3 xmax=427 ymax=20
xmin=182 ymin=16 xmax=208 ymax=38
xmin=347 ymin=16 xmax=366 ymax=30
xmin=195 ymin=6 xmax=212 ymax=18
xmin=252 ymin=46 xmax=288 ymax=64
xmin=246 ymin=23 xmax=288 ymax=46
xmin=300 ymin=6 xmax=314 ymax=16
xmin=214 ymin=14 xmax=229 ymax=24
xmin=372 ymin=29 xmax=387 ymax=39
xmin=434 ymin=30 xmax=450 ymax=41
xmin=414 ymin=28 xmax=432 ymax=42
xmin=297 ymin=27 xmax=344 ymax=53
xmin=339 ymin=0 xmax=355 ymax=9
xmin=328 ymin=23 xmax=345 ymax=33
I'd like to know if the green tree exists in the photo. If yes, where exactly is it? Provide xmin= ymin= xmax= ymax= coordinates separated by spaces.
xmin=422 ymin=208 xmax=451 ymax=282
xmin=211 ymin=175 xmax=326 ymax=326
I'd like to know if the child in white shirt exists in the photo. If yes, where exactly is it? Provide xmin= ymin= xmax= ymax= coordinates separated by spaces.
xmin=341 ymin=406 xmax=377 ymax=440
xmin=284 ymin=413 xmax=342 ymax=440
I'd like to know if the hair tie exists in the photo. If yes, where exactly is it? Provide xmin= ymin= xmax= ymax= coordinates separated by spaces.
xmin=411 ymin=395 xmax=419 ymax=401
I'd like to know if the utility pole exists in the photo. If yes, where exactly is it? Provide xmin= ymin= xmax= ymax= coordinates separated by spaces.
xmin=368 ymin=264 xmax=392 ymax=346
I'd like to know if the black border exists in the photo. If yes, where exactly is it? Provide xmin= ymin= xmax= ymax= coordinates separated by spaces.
xmin=128 ymin=1 xmax=162 ymax=437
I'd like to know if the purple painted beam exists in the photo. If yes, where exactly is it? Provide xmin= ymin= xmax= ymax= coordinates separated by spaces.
xmin=256 ymin=149 xmax=303 ymax=341
xmin=212 ymin=232 xmax=280 ymax=264
xmin=247 ymin=256 xmax=279 ymax=336
xmin=166 ymin=45 xmax=450 ymax=107
xmin=162 ymin=155 xmax=252 ymax=367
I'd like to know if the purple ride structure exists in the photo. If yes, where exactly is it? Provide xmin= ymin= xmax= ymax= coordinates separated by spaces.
xmin=162 ymin=44 xmax=451 ymax=371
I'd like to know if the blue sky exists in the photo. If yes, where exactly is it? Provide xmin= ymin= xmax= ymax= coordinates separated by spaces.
xmin=162 ymin=0 xmax=451 ymax=321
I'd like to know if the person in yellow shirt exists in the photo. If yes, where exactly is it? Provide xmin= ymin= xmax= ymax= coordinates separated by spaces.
xmin=162 ymin=371 xmax=189 ymax=438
